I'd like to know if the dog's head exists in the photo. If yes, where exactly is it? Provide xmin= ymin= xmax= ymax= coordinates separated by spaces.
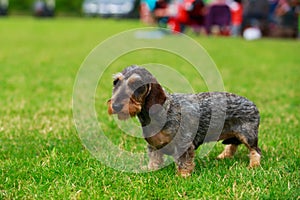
xmin=107 ymin=66 xmax=166 ymax=120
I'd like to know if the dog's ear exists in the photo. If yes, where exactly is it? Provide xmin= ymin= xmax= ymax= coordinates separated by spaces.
xmin=144 ymin=83 xmax=166 ymax=111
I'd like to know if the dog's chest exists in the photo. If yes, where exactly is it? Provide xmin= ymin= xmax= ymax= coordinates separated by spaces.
xmin=145 ymin=130 xmax=172 ymax=149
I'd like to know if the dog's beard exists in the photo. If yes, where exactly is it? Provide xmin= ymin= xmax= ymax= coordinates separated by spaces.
xmin=108 ymin=100 xmax=141 ymax=120
xmin=117 ymin=112 xmax=131 ymax=120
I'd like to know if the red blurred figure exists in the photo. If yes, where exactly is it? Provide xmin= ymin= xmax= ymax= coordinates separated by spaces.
xmin=168 ymin=0 xmax=205 ymax=33
xmin=140 ymin=0 xmax=206 ymax=34
xmin=229 ymin=0 xmax=243 ymax=36
xmin=168 ymin=1 xmax=190 ymax=33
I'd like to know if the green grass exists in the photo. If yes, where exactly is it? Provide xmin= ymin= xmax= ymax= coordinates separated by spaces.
xmin=1 ymin=17 xmax=300 ymax=199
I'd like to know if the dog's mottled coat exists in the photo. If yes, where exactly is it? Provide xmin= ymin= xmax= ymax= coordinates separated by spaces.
xmin=108 ymin=66 xmax=261 ymax=177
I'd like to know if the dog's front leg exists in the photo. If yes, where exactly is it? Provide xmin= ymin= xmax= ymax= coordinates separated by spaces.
xmin=147 ymin=145 xmax=164 ymax=170
xmin=175 ymin=145 xmax=195 ymax=178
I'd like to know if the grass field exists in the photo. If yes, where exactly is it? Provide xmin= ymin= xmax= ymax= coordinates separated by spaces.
xmin=0 ymin=17 xmax=300 ymax=199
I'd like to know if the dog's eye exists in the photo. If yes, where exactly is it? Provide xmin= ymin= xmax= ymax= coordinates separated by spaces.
xmin=113 ymin=79 xmax=119 ymax=86
xmin=134 ymin=85 xmax=147 ymax=97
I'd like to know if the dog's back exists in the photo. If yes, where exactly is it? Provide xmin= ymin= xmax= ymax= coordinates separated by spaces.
xmin=165 ymin=92 xmax=260 ymax=152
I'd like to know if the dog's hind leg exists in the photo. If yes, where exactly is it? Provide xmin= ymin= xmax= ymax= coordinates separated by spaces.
xmin=217 ymin=136 xmax=242 ymax=159
xmin=217 ymin=144 xmax=238 ymax=159
xmin=234 ymin=124 xmax=261 ymax=168
xmin=242 ymin=125 xmax=261 ymax=168
xmin=248 ymin=135 xmax=261 ymax=168
xmin=249 ymin=147 xmax=261 ymax=168
xmin=217 ymin=124 xmax=261 ymax=168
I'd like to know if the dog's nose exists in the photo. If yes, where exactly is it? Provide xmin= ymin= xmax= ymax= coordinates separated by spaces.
xmin=112 ymin=103 xmax=123 ymax=112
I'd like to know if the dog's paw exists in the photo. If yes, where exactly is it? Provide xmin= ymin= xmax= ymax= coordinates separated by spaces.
xmin=147 ymin=162 xmax=160 ymax=171
xmin=177 ymin=169 xmax=192 ymax=178
xmin=216 ymin=152 xmax=233 ymax=159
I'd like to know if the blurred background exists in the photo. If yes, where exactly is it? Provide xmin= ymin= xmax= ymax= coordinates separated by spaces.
xmin=1 ymin=1 xmax=299 ymax=199
xmin=1 ymin=0 xmax=299 ymax=38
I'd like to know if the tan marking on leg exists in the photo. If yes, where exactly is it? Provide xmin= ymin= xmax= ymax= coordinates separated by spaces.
xmin=218 ymin=132 xmax=250 ymax=149
xmin=148 ymin=150 xmax=164 ymax=170
xmin=145 ymin=130 xmax=172 ymax=150
xmin=217 ymin=144 xmax=238 ymax=159
xmin=177 ymin=161 xmax=195 ymax=178
xmin=176 ymin=146 xmax=195 ymax=178
xmin=236 ymin=134 xmax=251 ymax=149
xmin=249 ymin=148 xmax=261 ymax=168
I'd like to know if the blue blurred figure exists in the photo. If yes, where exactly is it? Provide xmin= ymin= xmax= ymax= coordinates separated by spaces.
xmin=33 ymin=0 xmax=55 ymax=17
xmin=0 ymin=0 xmax=9 ymax=16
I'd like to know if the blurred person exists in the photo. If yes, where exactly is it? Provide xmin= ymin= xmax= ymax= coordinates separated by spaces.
xmin=242 ymin=0 xmax=269 ymax=35
xmin=140 ymin=0 xmax=182 ymax=32
xmin=205 ymin=1 xmax=232 ymax=35
xmin=275 ymin=0 xmax=291 ymax=16
xmin=46 ymin=0 xmax=55 ymax=15
xmin=34 ymin=0 xmax=46 ymax=16
xmin=268 ymin=0 xmax=279 ymax=24
xmin=0 ymin=0 xmax=8 ymax=16
xmin=41 ymin=0 xmax=55 ymax=16
xmin=186 ymin=0 xmax=206 ymax=28
xmin=168 ymin=0 xmax=195 ymax=32
xmin=297 ymin=0 xmax=300 ymax=38
xmin=140 ymin=0 xmax=171 ymax=27
xmin=141 ymin=0 xmax=207 ymax=34
xmin=205 ymin=0 xmax=232 ymax=5
xmin=154 ymin=0 xmax=171 ymax=28
xmin=229 ymin=0 xmax=243 ymax=36
xmin=269 ymin=0 xmax=299 ymax=37
xmin=185 ymin=0 xmax=206 ymax=34
xmin=167 ymin=0 xmax=205 ymax=33
xmin=140 ymin=0 xmax=157 ymax=24
xmin=276 ymin=0 xmax=298 ymax=29
xmin=33 ymin=0 xmax=55 ymax=17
